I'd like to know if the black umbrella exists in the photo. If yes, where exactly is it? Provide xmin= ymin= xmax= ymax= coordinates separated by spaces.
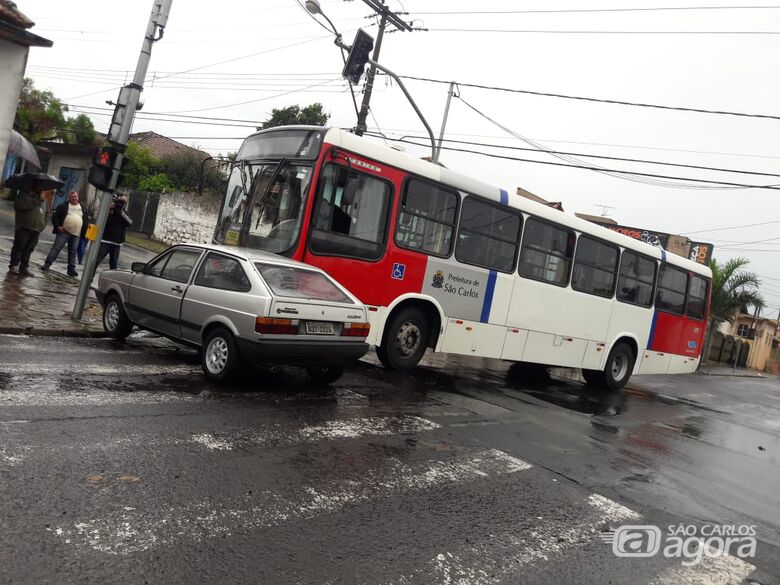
xmin=3 ymin=172 xmax=64 ymax=192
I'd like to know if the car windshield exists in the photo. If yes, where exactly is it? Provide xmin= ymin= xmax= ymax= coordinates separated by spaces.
xmin=255 ymin=263 xmax=353 ymax=304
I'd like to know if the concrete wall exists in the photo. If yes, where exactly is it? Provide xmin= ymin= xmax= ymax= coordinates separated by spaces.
xmin=151 ymin=192 xmax=220 ymax=245
xmin=0 ymin=39 xmax=29 ymax=174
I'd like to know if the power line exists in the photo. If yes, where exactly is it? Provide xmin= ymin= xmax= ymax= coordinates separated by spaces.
xmin=397 ymin=74 xmax=780 ymax=121
xmin=384 ymin=133 xmax=780 ymax=180
xmin=427 ymin=28 xmax=780 ymax=35
xmin=411 ymin=6 xmax=780 ymax=15
xmin=375 ymin=135 xmax=780 ymax=190
xmin=684 ymin=219 xmax=780 ymax=235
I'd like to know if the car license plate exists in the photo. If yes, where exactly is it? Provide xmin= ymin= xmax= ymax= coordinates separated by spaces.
xmin=305 ymin=321 xmax=335 ymax=335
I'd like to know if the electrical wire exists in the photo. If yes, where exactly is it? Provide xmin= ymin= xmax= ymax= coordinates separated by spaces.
xmin=427 ymin=28 xmax=780 ymax=35
xmin=684 ymin=219 xmax=780 ymax=235
xmin=397 ymin=74 xmax=780 ymax=122
xmin=375 ymin=136 xmax=780 ymax=191
xmin=410 ymin=6 xmax=780 ymax=15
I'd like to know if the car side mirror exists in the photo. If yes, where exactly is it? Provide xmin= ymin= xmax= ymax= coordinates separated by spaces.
xmin=131 ymin=262 xmax=147 ymax=273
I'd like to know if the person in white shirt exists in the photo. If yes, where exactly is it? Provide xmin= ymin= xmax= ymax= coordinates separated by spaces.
xmin=42 ymin=191 xmax=88 ymax=278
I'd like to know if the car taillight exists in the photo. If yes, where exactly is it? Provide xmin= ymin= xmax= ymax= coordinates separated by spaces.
xmin=255 ymin=317 xmax=299 ymax=335
xmin=341 ymin=322 xmax=370 ymax=337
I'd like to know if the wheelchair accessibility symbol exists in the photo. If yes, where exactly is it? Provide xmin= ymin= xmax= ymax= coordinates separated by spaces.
xmin=391 ymin=263 xmax=406 ymax=280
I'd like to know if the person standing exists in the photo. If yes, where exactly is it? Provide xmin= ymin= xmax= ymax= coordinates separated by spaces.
xmin=8 ymin=186 xmax=47 ymax=276
xmin=41 ymin=191 xmax=88 ymax=277
xmin=96 ymin=195 xmax=133 ymax=270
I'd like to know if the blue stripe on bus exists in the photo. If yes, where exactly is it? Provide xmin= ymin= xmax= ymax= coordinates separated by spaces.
xmin=661 ymin=249 xmax=667 ymax=262
xmin=499 ymin=188 xmax=509 ymax=205
xmin=481 ymin=271 xmax=498 ymax=323
xmin=647 ymin=310 xmax=660 ymax=349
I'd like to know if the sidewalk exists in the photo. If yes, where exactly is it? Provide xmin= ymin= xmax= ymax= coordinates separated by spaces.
xmin=697 ymin=364 xmax=766 ymax=378
xmin=0 ymin=238 xmax=104 ymax=337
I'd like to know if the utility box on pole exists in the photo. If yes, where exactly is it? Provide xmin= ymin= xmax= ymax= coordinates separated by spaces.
xmin=72 ymin=0 xmax=173 ymax=320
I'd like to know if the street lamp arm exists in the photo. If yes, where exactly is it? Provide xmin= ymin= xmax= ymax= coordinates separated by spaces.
xmin=367 ymin=58 xmax=436 ymax=161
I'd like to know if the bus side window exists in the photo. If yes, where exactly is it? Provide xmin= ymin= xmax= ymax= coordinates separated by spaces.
xmin=395 ymin=179 xmax=458 ymax=257
xmin=518 ymin=217 xmax=575 ymax=286
xmin=571 ymin=236 xmax=619 ymax=298
xmin=454 ymin=197 xmax=522 ymax=273
xmin=616 ymin=251 xmax=656 ymax=307
xmin=310 ymin=163 xmax=392 ymax=261
xmin=656 ymin=264 xmax=688 ymax=315
xmin=687 ymin=274 xmax=708 ymax=320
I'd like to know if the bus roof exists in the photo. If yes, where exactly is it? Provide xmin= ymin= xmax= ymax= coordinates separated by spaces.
xmin=247 ymin=126 xmax=712 ymax=279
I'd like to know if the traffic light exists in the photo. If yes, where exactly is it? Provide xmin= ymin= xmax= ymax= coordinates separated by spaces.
xmin=342 ymin=29 xmax=374 ymax=85
xmin=88 ymin=145 xmax=124 ymax=192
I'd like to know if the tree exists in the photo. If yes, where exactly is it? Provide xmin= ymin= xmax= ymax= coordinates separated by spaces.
xmin=261 ymin=103 xmax=329 ymax=129
xmin=159 ymin=149 xmax=226 ymax=194
xmin=14 ymin=78 xmax=97 ymax=145
xmin=119 ymin=142 xmax=160 ymax=190
xmin=701 ymin=257 xmax=765 ymax=365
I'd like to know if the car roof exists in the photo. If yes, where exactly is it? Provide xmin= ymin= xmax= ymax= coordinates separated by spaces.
xmin=174 ymin=243 xmax=317 ymax=269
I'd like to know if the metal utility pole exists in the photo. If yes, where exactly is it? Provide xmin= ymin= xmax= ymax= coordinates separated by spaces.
xmin=354 ymin=0 xmax=412 ymax=136
xmin=434 ymin=82 xmax=457 ymax=164
xmin=73 ymin=0 xmax=173 ymax=320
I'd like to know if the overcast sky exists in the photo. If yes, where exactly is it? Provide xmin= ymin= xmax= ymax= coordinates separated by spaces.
xmin=21 ymin=0 xmax=780 ymax=313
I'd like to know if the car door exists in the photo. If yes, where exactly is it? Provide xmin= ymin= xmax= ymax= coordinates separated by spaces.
xmin=127 ymin=247 xmax=204 ymax=338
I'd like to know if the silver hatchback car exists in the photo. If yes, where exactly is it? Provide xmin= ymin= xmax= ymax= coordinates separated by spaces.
xmin=96 ymin=244 xmax=369 ymax=383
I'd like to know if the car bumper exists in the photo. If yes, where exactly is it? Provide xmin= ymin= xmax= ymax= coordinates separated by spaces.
xmin=236 ymin=337 xmax=369 ymax=366
xmin=95 ymin=290 xmax=106 ymax=305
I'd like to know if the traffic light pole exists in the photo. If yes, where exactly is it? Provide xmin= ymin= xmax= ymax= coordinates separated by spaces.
xmin=72 ymin=0 xmax=173 ymax=320
xmin=354 ymin=12 xmax=386 ymax=136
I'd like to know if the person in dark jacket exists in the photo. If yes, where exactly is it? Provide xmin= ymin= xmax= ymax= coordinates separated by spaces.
xmin=96 ymin=195 xmax=133 ymax=270
xmin=9 ymin=187 xmax=47 ymax=276
xmin=41 ymin=191 xmax=89 ymax=277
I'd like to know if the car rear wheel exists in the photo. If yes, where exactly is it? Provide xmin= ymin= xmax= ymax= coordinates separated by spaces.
xmin=378 ymin=306 xmax=430 ymax=371
xmin=202 ymin=327 xmax=241 ymax=382
xmin=306 ymin=365 xmax=344 ymax=385
xmin=102 ymin=294 xmax=133 ymax=340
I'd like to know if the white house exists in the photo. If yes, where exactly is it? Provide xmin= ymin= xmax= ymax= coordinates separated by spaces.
xmin=0 ymin=1 xmax=51 ymax=176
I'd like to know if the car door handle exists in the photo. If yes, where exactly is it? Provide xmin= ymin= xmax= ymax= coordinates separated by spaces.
xmin=171 ymin=285 xmax=184 ymax=293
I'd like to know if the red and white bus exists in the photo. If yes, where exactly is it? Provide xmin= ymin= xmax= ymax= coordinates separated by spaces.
xmin=214 ymin=126 xmax=711 ymax=389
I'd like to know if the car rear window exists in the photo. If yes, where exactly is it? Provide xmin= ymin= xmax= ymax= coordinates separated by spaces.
xmin=255 ymin=263 xmax=353 ymax=304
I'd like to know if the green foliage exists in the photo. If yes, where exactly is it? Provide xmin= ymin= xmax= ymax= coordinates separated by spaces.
xmin=119 ymin=142 xmax=160 ymax=190
xmin=138 ymin=173 xmax=173 ymax=192
xmin=708 ymin=257 xmax=764 ymax=324
xmin=159 ymin=149 xmax=225 ymax=194
xmin=262 ymin=103 xmax=329 ymax=129
xmin=14 ymin=78 xmax=96 ymax=145
xmin=64 ymin=114 xmax=96 ymax=146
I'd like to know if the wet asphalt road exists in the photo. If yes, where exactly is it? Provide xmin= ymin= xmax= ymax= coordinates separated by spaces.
xmin=0 ymin=334 xmax=779 ymax=585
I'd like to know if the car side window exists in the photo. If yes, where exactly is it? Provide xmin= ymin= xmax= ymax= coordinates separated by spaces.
xmin=159 ymin=249 xmax=203 ymax=284
xmin=194 ymin=253 xmax=251 ymax=292
xmin=146 ymin=252 xmax=172 ymax=277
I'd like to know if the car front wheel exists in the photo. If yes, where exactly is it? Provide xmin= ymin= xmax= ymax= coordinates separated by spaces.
xmin=306 ymin=365 xmax=344 ymax=385
xmin=102 ymin=294 xmax=133 ymax=340
xmin=202 ymin=327 xmax=241 ymax=382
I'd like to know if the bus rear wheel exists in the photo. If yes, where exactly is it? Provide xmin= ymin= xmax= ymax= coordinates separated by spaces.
xmin=378 ymin=306 xmax=430 ymax=371
xmin=583 ymin=342 xmax=635 ymax=390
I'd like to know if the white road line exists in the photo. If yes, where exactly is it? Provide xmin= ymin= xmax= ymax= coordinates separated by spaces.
xmin=650 ymin=550 xmax=755 ymax=585
xmin=0 ymin=363 xmax=200 ymax=376
xmin=50 ymin=449 xmax=532 ymax=555
xmin=391 ymin=493 xmax=642 ymax=585
xmin=190 ymin=416 xmax=441 ymax=451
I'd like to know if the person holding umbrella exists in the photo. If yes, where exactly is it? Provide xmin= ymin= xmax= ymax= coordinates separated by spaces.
xmin=4 ymin=173 xmax=62 ymax=276
xmin=41 ymin=191 xmax=89 ymax=278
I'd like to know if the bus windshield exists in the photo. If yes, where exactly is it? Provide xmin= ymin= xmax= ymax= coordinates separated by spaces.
xmin=215 ymin=161 xmax=313 ymax=254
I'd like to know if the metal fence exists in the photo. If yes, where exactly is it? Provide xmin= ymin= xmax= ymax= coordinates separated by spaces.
xmin=708 ymin=332 xmax=749 ymax=368
xmin=125 ymin=191 xmax=160 ymax=235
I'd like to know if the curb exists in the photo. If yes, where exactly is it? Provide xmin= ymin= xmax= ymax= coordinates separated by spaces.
xmin=0 ymin=326 xmax=107 ymax=338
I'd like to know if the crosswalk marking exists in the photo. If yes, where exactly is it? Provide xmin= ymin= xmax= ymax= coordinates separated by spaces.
xmin=49 ymin=449 xmax=533 ymax=555
xmin=650 ymin=551 xmax=755 ymax=585
xmin=190 ymin=415 xmax=440 ymax=451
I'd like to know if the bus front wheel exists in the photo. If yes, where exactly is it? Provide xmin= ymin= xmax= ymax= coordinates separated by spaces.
xmin=378 ymin=306 xmax=430 ymax=371
xmin=583 ymin=342 xmax=635 ymax=390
